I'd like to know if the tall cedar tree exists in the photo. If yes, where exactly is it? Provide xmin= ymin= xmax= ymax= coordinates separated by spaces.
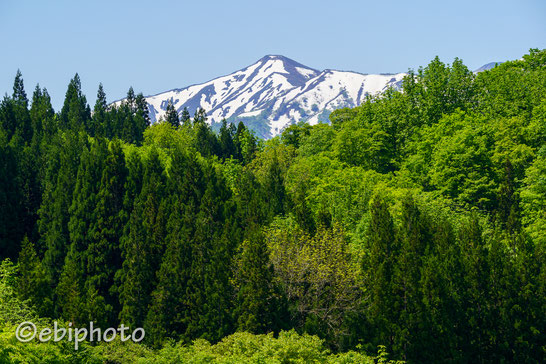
xmin=218 ymin=120 xmax=236 ymax=160
xmin=17 ymin=236 xmax=52 ymax=317
xmin=165 ymin=100 xmax=180 ymax=128
xmin=119 ymin=148 xmax=167 ymax=327
xmin=264 ymin=153 xmax=286 ymax=217
xmin=56 ymin=138 xmax=108 ymax=323
xmin=60 ymin=74 xmax=91 ymax=132
xmin=234 ymin=227 xmax=279 ymax=334
xmin=39 ymin=131 xmax=85 ymax=284
xmin=364 ymin=197 xmax=397 ymax=349
xmin=92 ymin=84 xmax=108 ymax=138
xmin=180 ymin=107 xmax=191 ymax=125
xmin=184 ymin=164 xmax=234 ymax=342
xmin=0 ymin=129 xmax=19 ymax=259
xmin=85 ymin=139 xmax=127 ymax=327
xmin=145 ymin=149 xmax=204 ymax=345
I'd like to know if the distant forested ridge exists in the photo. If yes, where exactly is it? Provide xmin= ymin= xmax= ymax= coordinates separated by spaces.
xmin=0 ymin=49 xmax=545 ymax=363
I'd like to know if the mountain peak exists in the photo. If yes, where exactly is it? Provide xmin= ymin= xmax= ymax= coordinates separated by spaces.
xmin=259 ymin=54 xmax=291 ymax=62
xmin=116 ymin=57 xmax=406 ymax=139
xmin=257 ymin=55 xmax=318 ymax=72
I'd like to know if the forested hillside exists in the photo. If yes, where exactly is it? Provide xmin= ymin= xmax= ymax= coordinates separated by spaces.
xmin=0 ymin=49 xmax=545 ymax=363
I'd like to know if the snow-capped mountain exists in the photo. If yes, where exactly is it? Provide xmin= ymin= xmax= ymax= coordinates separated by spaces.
xmin=117 ymin=55 xmax=406 ymax=139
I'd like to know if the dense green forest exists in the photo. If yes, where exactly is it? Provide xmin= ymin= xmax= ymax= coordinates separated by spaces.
xmin=1 ymin=49 xmax=545 ymax=363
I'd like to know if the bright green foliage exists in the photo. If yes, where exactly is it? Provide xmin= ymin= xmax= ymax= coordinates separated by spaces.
xmin=2 ymin=48 xmax=545 ymax=363
xmin=521 ymin=147 xmax=546 ymax=245
xmin=266 ymin=219 xmax=360 ymax=349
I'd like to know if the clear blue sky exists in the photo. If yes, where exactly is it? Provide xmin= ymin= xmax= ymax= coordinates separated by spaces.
xmin=1 ymin=0 xmax=544 ymax=110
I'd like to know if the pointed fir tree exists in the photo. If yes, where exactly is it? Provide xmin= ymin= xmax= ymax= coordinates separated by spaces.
xmin=0 ymin=95 xmax=17 ymax=140
xmin=184 ymin=166 xmax=234 ymax=342
xmin=219 ymin=119 xmax=236 ymax=160
xmin=165 ymin=100 xmax=180 ymax=128
xmin=134 ymin=93 xmax=150 ymax=143
xmin=85 ymin=139 xmax=127 ymax=326
xmin=92 ymin=83 xmax=108 ymax=137
xmin=193 ymin=107 xmax=207 ymax=125
xmin=364 ymin=196 xmax=397 ymax=348
xmin=56 ymin=138 xmax=108 ymax=321
xmin=56 ymin=246 xmax=86 ymax=324
xmin=11 ymin=70 xmax=32 ymax=142
xmin=234 ymin=227 xmax=279 ymax=334
xmin=180 ymin=107 xmax=191 ymax=125
xmin=264 ymin=153 xmax=286 ymax=217
xmin=0 ymin=129 xmax=19 ymax=259
xmin=119 ymin=148 xmax=167 ymax=327
xmin=60 ymin=74 xmax=91 ymax=131
xmin=145 ymin=149 xmax=202 ymax=345
xmin=17 ymin=236 xmax=52 ymax=317
xmin=39 ymin=131 xmax=86 ymax=285
xmin=13 ymin=70 xmax=28 ymax=107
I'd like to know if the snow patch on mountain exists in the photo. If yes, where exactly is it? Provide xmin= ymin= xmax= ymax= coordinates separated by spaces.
xmin=115 ymin=55 xmax=406 ymax=139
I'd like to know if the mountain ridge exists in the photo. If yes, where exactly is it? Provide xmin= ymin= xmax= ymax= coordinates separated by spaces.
xmin=114 ymin=56 xmax=496 ymax=139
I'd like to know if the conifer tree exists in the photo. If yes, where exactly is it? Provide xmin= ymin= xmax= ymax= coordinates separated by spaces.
xmin=30 ymin=85 xmax=54 ymax=139
xmin=180 ymin=107 xmax=191 ymax=125
xmin=126 ymin=87 xmax=136 ymax=112
xmin=0 ymin=96 xmax=17 ymax=140
xmin=60 ymin=73 xmax=91 ymax=131
xmin=40 ymin=131 xmax=85 ymax=284
xmin=119 ymin=148 xmax=166 ymax=327
xmin=30 ymin=87 xmax=55 ymax=137
xmin=264 ymin=153 xmax=286 ymax=216
xmin=219 ymin=119 xmax=236 ymax=159
xmin=134 ymin=93 xmax=150 ymax=143
xmin=17 ymin=236 xmax=52 ymax=317
xmin=234 ymin=122 xmax=258 ymax=164
xmin=390 ymin=197 xmax=431 ymax=360
xmin=13 ymin=70 xmax=28 ymax=106
xmin=234 ymin=228 xmax=278 ymax=333
xmin=92 ymin=84 xmax=108 ymax=137
xmin=165 ymin=100 xmax=180 ymax=128
xmin=193 ymin=107 xmax=208 ymax=125
xmin=86 ymin=139 xmax=127 ymax=326
xmin=364 ymin=197 xmax=397 ymax=348
xmin=145 ymin=149 xmax=203 ymax=345
xmin=11 ymin=70 xmax=32 ymax=142
xmin=121 ymin=151 xmax=144 ymax=218
xmin=56 ymin=246 xmax=86 ymax=324
xmin=15 ymin=141 xmax=42 ymax=244
xmin=458 ymin=214 xmax=490 ymax=362
xmin=184 ymin=166 xmax=234 ymax=342
xmin=0 ymin=130 xmax=19 ymax=259
xmin=56 ymin=138 xmax=108 ymax=321
xmin=497 ymin=159 xmax=522 ymax=239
